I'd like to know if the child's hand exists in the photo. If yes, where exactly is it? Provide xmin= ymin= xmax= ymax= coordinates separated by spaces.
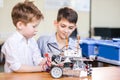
xmin=40 ymin=58 xmax=47 ymax=65
xmin=44 ymin=53 xmax=51 ymax=67
xmin=39 ymin=58 xmax=47 ymax=71
xmin=39 ymin=53 xmax=52 ymax=71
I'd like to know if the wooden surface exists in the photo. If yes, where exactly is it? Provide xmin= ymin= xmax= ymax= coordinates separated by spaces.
xmin=0 ymin=67 xmax=120 ymax=80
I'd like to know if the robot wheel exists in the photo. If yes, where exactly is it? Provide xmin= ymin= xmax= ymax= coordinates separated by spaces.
xmin=50 ymin=66 xmax=63 ymax=78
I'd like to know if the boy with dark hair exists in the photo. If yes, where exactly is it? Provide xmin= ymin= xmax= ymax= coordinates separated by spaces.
xmin=37 ymin=7 xmax=82 ymax=57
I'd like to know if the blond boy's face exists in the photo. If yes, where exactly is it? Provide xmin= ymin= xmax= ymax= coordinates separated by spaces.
xmin=17 ymin=19 xmax=40 ymax=39
xmin=55 ymin=18 xmax=76 ymax=39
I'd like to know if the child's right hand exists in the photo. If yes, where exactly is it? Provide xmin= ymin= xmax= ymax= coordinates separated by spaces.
xmin=39 ymin=58 xmax=47 ymax=71
xmin=39 ymin=53 xmax=52 ymax=71
xmin=45 ymin=53 xmax=51 ymax=67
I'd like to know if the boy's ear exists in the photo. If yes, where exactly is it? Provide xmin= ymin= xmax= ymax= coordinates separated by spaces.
xmin=73 ymin=25 xmax=77 ymax=30
xmin=54 ymin=20 xmax=58 ymax=27
xmin=16 ymin=21 xmax=24 ymax=30
xmin=75 ymin=24 xmax=77 ymax=28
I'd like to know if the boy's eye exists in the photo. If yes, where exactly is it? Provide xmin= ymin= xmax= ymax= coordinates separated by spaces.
xmin=33 ymin=26 xmax=37 ymax=28
xmin=69 ymin=26 xmax=74 ymax=29
xmin=60 ymin=24 xmax=75 ymax=30
xmin=60 ymin=24 xmax=66 ymax=28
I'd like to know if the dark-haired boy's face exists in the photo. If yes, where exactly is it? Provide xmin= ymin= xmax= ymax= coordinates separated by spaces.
xmin=55 ymin=18 xmax=76 ymax=39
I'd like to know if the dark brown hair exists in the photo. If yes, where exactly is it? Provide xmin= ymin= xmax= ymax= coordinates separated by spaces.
xmin=57 ymin=7 xmax=78 ymax=24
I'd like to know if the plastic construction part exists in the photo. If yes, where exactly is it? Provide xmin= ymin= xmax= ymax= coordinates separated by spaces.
xmin=50 ymin=67 xmax=63 ymax=79
xmin=86 ymin=64 xmax=92 ymax=76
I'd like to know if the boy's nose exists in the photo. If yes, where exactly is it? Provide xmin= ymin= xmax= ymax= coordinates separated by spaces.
xmin=64 ymin=30 xmax=69 ymax=37
xmin=64 ymin=28 xmax=69 ymax=33
xmin=35 ymin=29 xmax=38 ymax=32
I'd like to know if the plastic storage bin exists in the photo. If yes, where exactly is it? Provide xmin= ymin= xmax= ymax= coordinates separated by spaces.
xmin=80 ymin=39 xmax=97 ymax=58
xmin=97 ymin=42 xmax=120 ymax=61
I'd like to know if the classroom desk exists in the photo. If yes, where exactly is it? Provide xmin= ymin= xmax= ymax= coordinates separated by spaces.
xmin=0 ymin=67 xmax=120 ymax=80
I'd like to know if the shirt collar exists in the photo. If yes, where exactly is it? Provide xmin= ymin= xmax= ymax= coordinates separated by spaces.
xmin=48 ymin=33 xmax=58 ymax=44
xmin=15 ymin=31 xmax=30 ymax=44
xmin=47 ymin=33 xmax=76 ymax=46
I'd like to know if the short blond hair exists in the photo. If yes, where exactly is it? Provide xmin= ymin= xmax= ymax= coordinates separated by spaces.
xmin=11 ymin=1 xmax=43 ymax=26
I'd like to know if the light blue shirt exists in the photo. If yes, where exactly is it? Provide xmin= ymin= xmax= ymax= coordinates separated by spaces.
xmin=37 ymin=33 xmax=79 ymax=57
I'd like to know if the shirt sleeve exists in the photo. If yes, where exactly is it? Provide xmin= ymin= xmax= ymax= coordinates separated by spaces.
xmin=31 ymin=38 xmax=43 ymax=65
xmin=37 ymin=37 xmax=44 ymax=57
xmin=1 ymin=40 xmax=21 ymax=72
xmin=37 ymin=36 xmax=48 ymax=57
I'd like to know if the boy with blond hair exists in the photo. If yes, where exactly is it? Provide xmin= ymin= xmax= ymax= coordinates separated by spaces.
xmin=1 ymin=1 xmax=48 ymax=73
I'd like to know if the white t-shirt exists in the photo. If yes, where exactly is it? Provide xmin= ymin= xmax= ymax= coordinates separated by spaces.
xmin=1 ymin=31 xmax=43 ymax=73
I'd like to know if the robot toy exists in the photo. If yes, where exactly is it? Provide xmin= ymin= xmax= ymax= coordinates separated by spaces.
xmin=45 ymin=36 xmax=93 ymax=78
xmin=49 ymin=51 xmax=93 ymax=78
